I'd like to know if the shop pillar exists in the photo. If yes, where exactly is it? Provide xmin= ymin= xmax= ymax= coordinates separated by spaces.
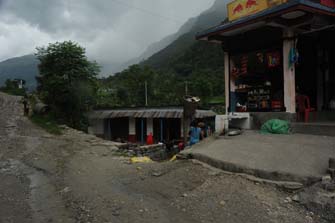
xmin=224 ymin=51 xmax=230 ymax=114
xmin=283 ymin=29 xmax=296 ymax=113
xmin=160 ymin=118 xmax=164 ymax=142
xmin=316 ymin=46 xmax=324 ymax=111
xmin=128 ymin=117 xmax=136 ymax=143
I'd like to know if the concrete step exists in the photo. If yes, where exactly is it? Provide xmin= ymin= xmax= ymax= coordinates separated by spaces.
xmin=291 ymin=122 xmax=335 ymax=136
xmin=182 ymin=131 xmax=334 ymax=186
xmin=183 ymin=152 xmax=320 ymax=186
xmin=314 ymin=111 xmax=335 ymax=122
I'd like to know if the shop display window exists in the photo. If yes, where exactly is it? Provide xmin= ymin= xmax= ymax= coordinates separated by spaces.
xmin=230 ymin=48 xmax=284 ymax=112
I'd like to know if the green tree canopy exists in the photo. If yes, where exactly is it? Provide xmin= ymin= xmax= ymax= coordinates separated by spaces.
xmin=36 ymin=41 xmax=99 ymax=129
xmin=97 ymin=40 xmax=225 ymax=109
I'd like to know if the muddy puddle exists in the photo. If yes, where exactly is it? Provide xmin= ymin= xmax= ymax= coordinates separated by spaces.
xmin=0 ymin=160 xmax=73 ymax=223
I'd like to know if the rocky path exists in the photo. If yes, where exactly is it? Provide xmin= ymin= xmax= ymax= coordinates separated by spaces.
xmin=0 ymin=92 xmax=74 ymax=223
xmin=0 ymin=92 xmax=330 ymax=223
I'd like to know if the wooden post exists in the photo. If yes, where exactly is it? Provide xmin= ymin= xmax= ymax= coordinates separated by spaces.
xmin=180 ymin=118 xmax=184 ymax=138
xmin=283 ymin=29 xmax=296 ymax=113
xmin=160 ymin=118 xmax=163 ymax=142
xmin=141 ymin=119 xmax=144 ymax=144
xmin=183 ymin=114 xmax=190 ymax=145
xmin=224 ymin=52 xmax=230 ymax=115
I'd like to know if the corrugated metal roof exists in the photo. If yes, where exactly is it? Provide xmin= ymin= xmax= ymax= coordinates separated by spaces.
xmin=89 ymin=108 xmax=216 ymax=119
xmin=196 ymin=0 xmax=335 ymax=40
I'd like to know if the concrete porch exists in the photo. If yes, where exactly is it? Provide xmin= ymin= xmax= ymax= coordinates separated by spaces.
xmin=291 ymin=111 xmax=335 ymax=136
xmin=228 ymin=111 xmax=335 ymax=137
xmin=292 ymin=121 xmax=335 ymax=136
xmin=182 ymin=131 xmax=335 ymax=185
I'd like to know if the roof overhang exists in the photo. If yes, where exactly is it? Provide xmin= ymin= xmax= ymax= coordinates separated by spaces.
xmin=89 ymin=108 xmax=217 ymax=119
xmin=196 ymin=0 xmax=335 ymax=43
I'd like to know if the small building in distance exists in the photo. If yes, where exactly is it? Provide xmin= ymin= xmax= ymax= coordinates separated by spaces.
xmin=13 ymin=79 xmax=26 ymax=89
xmin=88 ymin=107 xmax=216 ymax=144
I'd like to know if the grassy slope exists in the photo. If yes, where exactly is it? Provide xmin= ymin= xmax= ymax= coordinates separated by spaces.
xmin=30 ymin=114 xmax=62 ymax=135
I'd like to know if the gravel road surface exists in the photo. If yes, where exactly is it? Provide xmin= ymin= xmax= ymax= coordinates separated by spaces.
xmin=0 ymin=92 xmax=328 ymax=223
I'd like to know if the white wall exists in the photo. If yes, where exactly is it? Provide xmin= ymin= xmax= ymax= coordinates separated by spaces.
xmin=88 ymin=119 xmax=104 ymax=135
xmin=147 ymin=118 xmax=153 ymax=135
xmin=129 ymin=117 xmax=136 ymax=135
xmin=215 ymin=115 xmax=228 ymax=134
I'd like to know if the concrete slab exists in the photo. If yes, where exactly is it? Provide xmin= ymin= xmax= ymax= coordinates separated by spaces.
xmin=292 ymin=122 xmax=335 ymax=136
xmin=182 ymin=131 xmax=335 ymax=185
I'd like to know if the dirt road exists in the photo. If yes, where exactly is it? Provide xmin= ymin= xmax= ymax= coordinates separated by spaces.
xmin=0 ymin=92 xmax=328 ymax=223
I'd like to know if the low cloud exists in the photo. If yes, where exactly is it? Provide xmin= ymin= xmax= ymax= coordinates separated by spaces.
xmin=0 ymin=0 xmax=215 ymax=74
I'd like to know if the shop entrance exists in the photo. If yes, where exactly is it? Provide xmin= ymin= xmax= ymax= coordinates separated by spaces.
xmin=104 ymin=118 xmax=129 ymax=141
xmin=296 ymin=29 xmax=335 ymax=119
xmin=153 ymin=118 xmax=181 ymax=143
xmin=135 ymin=118 xmax=147 ymax=143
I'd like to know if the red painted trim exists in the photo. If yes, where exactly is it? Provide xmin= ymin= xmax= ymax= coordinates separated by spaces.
xmin=128 ymin=135 xmax=136 ymax=143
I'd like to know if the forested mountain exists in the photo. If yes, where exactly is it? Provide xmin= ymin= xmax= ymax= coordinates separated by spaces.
xmin=117 ymin=0 xmax=229 ymax=73
xmin=120 ymin=16 xmax=198 ymax=70
xmin=1 ymin=0 xmax=228 ymax=107
xmin=98 ymin=0 xmax=229 ymax=108
xmin=0 ymin=55 xmax=39 ymax=90
xmin=142 ymin=0 xmax=228 ymax=71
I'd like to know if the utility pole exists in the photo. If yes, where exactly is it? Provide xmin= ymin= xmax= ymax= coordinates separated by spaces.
xmin=145 ymin=81 xmax=148 ymax=106
xmin=185 ymin=81 xmax=189 ymax=96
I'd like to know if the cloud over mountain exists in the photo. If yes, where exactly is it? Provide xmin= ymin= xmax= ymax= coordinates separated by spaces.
xmin=0 ymin=0 xmax=214 ymax=74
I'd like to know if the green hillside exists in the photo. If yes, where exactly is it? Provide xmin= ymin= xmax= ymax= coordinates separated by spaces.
xmin=139 ymin=0 xmax=228 ymax=101
xmin=143 ymin=0 xmax=228 ymax=72
xmin=98 ymin=0 xmax=228 ymax=109
xmin=0 ymin=54 xmax=39 ymax=90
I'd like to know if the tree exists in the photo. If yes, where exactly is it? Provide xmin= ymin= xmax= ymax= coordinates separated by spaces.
xmin=36 ymin=41 xmax=99 ymax=129
xmin=0 ymin=79 xmax=26 ymax=96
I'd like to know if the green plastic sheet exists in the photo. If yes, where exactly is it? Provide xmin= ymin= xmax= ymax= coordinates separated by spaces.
xmin=260 ymin=119 xmax=290 ymax=134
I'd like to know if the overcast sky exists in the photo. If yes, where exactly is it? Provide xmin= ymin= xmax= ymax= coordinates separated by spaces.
xmin=0 ymin=0 xmax=215 ymax=72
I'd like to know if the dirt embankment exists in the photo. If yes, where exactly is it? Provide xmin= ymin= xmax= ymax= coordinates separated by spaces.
xmin=0 ymin=92 xmax=331 ymax=223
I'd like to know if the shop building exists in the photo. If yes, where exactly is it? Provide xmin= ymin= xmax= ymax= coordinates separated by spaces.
xmin=196 ymin=0 xmax=335 ymax=128
xmin=88 ymin=107 xmax=216 ymax=144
